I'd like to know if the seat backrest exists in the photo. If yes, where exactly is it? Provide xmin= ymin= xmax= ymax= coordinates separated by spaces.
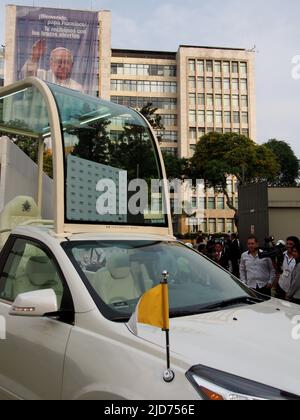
xmin=93 ymin=253 xmax=141 ymax=304
xmin=13 ymin=256 xmax=63 ymax=306
xmin=0 ymin=196 xmax=41 ymax=247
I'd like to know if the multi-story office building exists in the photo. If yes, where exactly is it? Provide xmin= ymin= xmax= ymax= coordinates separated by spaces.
xmin=4 ymin=6 xmax=256 ymax=235
xmin=109 ymin=46 xmax=255 ymax=234
xmin=0 ymin=47 xmax=4 ymax=87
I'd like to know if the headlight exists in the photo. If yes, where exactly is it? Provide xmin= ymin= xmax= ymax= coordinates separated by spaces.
xmin=186 ymin=365 xmax=300 ymax=401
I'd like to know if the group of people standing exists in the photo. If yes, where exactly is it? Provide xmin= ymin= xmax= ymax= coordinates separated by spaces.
xmin=239 ymin=235 xmax=300 ymax=303
xmin=194 ymin=233 xmax=300 ymax=304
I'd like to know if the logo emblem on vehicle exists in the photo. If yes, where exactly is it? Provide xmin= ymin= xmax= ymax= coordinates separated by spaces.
xmin=22 ymin=201 xmax=32 ymax=213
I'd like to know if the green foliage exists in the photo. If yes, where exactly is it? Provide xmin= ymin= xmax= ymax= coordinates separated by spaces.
xmin=191 ymin=132 xmax=280 ymax=210
xmin=138 ymin=103 xmax=164 ymax=131
xmin=162 ymin=152 xmax=189 ymax=180
xmin=264 ymin=139 xmax=299 ymax=187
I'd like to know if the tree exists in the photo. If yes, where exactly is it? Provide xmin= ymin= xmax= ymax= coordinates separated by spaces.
xmin=138 ymin=103 xmax=164 ymax=131
xmin=191 ymin=132 xmax=279 ymax=212
xmin=162 ymin=152 xmax=189 ymax=180
xmin=264 ymin=139 xmax=299 ymax=187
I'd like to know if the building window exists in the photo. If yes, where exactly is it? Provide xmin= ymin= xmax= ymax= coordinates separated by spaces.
xmin=223 ymin=78 xmax=230 ymax=90
xmin=216 ymin=128 xmax=223 ymax=133
xmin=189 ymin=111 xmax=197 ymax=125
xmin=110 ymin=80 xmax=177 ymax=93
xmin=189 ymin=93 xmax=196 ymax=107
xmin=199 ymin=127 xmax=205 ymax=137
xmin=206 ymin=77 xmax=213 ymax=90
xmin=242 ymin=112 xmax=248 ymax=124
xmin=218 ymin=219 xmax=226 ymax=233
xmin=233 ymin=128 xmax=240 ymax=133
xmin=242 ymin=128 xmax=249 ymax=137
xmin=241 ymin=95 xmax=248 ymax=108
xmin=215 ymin=111 xmax=222 ymax=126
xmin=224 ymin=128 xmax=232 ymax=133
xmin=226 ymin=219 xmax=234 ymax=233
xmin=189 ymin=77 xmax=196 ymax=90
xmin=232 ymin=95 xmax=239 ymax=108
xmin=215 ymin=77 xmax=222 ymax=90
xmin=162 ymin=115 xmax=177 ymax=126
xmin=224 ymin=94 xmax=231 ymax=108
xmin=197 ymin=60 xmax=204 ymax=74
xmin=232 ymin=62 xmax=239 ymax=74
xmin=232 ymin=78 xmax=239 ymax=91
xmin=207 ymin=94 xmax=214 ymax=107
xmin=233 ymin=111 xmax=240 ymax=124
xmin=198 ymin=110 xmax=205 ymax=125
xmin=223 ymin=61 xmax=230 ymax=74
xmin=208 ymin=197 xmax=216 ymax=209
xmin=198 ymin=93 xmax=205 ymax=107
xmin=158 ymin=131 xmax=178 ymax=143
xmin=189 ymin=59 xmax=196 ymax=74
xmin=217 ymin=197 xmax=225 ymax=209
xmin=207 ymin=111 xmax=214 ymax=124
xmin=224 ymin=111 xmax=231 ymax=124
xmin=198 ymin=77 xmax=205 ymax=90
xmin=111 ymin=63 xmax=177 ymax=77
xmin=241 ymin=79 xmax=248 ymax=92
xmin=209 ymin=219 xmax=217 ymax=234
xmin=198 ymin=198 xmax=206 ymax=211
xmin=189 ymin=128 xmax=197 ymax=140
xmin=215 ymin=94 xmax=222 ymax=107
xmin=162 ymin=147 xmax=178 ymax=156
xmin=214 ymin=61 xmax=222 ymax=73
xmin=240 ymin=62 xmax=248 ymax=74
xmin=111 ymin=96 xmax=177 ymax=110
xmin=206 ymin=60 xmax=213 ymax=73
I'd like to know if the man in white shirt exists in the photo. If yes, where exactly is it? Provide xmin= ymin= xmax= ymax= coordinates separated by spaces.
xmin=276 ymin=236 xmax=299 ymax=300
xmin=21 ymin=40 xmax=83 ymax=92
xmin=240 ymin=236 xmax=276 ymax=296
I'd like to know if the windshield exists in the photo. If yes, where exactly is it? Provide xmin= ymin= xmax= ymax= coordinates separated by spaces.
xmin=47 ymin=83 xmax=167 ymax=227
xmin=63 ymin=240 xmax=256 ymax=321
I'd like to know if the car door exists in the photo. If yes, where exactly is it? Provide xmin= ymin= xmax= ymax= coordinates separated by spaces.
xmin=0 ymin=236 xmax=74 ymax=400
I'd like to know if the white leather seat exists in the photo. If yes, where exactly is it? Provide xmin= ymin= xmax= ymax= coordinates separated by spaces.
xmin=13 ymin=256 xmax=63 ymax=307
xmin=0 ymin=196 xmax=41 ymax=247
xmin=93 ymin=254 xmax=141 ymax=305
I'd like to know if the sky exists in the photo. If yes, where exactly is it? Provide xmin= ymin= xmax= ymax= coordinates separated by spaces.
xmin=1 ymin=0 xmax=300 ymax=155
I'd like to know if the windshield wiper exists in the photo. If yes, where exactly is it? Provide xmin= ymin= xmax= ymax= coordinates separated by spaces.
xmin=171 ymin=296 xmax=264 ymax=318
xmin=199 ymin=296 xmax=264 ymax=311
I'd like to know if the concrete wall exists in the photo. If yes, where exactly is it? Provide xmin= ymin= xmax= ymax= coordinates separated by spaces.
xmin=268 ymin=188 xmax=300 ymax=240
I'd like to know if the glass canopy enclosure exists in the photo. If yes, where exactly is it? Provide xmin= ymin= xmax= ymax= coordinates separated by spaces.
xmin=0 ymin=77 xmax=171 ymax=236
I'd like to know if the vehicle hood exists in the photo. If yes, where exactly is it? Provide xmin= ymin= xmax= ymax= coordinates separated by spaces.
xmin=135 ymin=299 xmax=300 ymax=396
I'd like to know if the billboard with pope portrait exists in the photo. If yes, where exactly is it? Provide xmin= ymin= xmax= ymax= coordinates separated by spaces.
xmin=14 ymin=6 xmax=99 ymax=95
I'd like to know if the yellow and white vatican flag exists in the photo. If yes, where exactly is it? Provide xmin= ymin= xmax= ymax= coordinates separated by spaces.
xmin=128 ymin=282 xmax=169 ymax=335
xmin=128 ymin=272 xmax=175 ymax=382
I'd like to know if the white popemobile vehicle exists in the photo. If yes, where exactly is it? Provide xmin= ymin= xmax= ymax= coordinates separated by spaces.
xmin=0 ymin=78 xmax=299 ymax=400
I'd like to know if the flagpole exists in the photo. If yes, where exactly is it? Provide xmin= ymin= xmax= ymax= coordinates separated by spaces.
xmin=162 ymin=271 xmax=175 ymax=383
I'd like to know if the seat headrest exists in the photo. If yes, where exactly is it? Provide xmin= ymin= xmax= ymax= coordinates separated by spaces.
xmin=107 ymin=254 xmax=130 ymax=280
xmin=26 ymin=256 xmax=57 ymax=287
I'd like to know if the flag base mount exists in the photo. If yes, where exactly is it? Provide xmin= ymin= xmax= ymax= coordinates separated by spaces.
xmin=163 ymin=369 xmax=175 ymax=383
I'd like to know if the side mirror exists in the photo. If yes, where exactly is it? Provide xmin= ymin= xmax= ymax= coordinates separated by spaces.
xmin=10 ymin=289 xmax=58 ymax=317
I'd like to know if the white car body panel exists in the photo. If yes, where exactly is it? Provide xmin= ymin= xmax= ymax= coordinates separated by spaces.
xmin=0 ymin=226 xmax=300 ymax=400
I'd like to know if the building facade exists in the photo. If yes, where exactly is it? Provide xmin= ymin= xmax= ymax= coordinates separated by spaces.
xmin=0 ymin=47 xmax=4 ymax=87
xmin=4 ymin=6 xmax=256 ymax=235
